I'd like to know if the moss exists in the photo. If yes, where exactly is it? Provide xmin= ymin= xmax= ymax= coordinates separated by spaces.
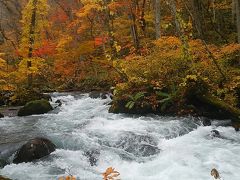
xmin=18 ymin=100 xmax=53 ymax=117
xmin=197 ymin=93 xmax=240 ymax=122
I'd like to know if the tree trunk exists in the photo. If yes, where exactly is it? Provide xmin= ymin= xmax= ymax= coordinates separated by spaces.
xmin=190 ymin=0 xmax=204 ymax=39
xmin=129 ymin=1 xmax=140 ymax=53
xmin=169 ymin=0 xmax=180 ymax=35
xmin=139 ymin=0 xmax=147 ymax=34
xmin=232 ymin=0 xmax=236 ymax=23
xmin=236 ymin=0 xmax=240 ymax=43
xmin=103 ymin=0 xmax=116 ymax=58
xmin=155 ymin=0 xmax=161 ymax=39
xmin=27 ymin=0 xmax=37 ymax=88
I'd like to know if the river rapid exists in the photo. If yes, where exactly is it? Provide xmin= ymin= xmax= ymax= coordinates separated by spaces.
xmin=0 ymin=92 xmax=240 ymax=180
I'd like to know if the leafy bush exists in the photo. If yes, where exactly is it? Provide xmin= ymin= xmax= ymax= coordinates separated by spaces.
xmin=112 ymin=36 xmax=240 ymax=113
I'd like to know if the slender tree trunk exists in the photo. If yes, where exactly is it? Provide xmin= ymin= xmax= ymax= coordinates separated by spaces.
xmin=27 ymin=0 xmax=37 ymax=88
xmin=232 ymin=0 xmax=236 ymax=23
xmin=103 ymin=0 xmax=116 ymax=58
xmin=129 ymin=1 xmax=140 ymax=53
xmin=169 ymin=0 xmax=180 ymax=35
xmin=155 ymin=0 xmax=161 ymax=39
xmin=236 ymin=0 xmax=240 ymax=43
xmin=190 ymin=0 xmax=204 ymax=39
xmin=235 ymin=0 xmax=240 ymax=66
xmin=139 ymin=0 xmax=147 ymax=34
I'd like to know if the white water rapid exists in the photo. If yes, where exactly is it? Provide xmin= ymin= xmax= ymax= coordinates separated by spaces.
xmin=0 ymin=93 xmax=240 ymax=180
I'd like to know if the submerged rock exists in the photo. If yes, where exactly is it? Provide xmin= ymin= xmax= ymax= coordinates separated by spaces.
xmin=114 ymin=133 xmax=160 ymax=157
xmin=89 ymin=91 xmax=110 ymax=99
xmin=84 ymin=149 xmax=100 ymax=166
xmin=17 ymin=100 xmax=53 ymax=116
xmin=55 ymin=99 xmax=62 ymax=106
xmin=210 ymin=130 xmax=221 ymax=138
xmin=202 ymin=118 xmax=211 ymax=126
xmin=13 ymin=138 xmax=56 ymax=164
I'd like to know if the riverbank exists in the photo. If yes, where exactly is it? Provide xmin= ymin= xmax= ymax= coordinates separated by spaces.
xmin=0 ymin=106 xmax=23 ymax=117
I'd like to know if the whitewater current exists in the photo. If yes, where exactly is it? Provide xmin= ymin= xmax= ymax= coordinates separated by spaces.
xmin=0 ymin=93 xmax=240 ymax=180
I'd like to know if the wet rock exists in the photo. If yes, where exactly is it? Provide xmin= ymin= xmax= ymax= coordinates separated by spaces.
xmin=0 ymin=175 xmax=12 ymax=180
xmin=89 ymin=91 xmax=110 ymax=99
xmin=0 ymin=113 xmax=3 ymax=118
xmin=13 ymin=138 xmax=56 ymax=164
xmin=89 ymin=91 xmax=102 ymax=99
xmin=210 ymin=130 xmax=221 ymax=138
xmin=101 ymin=93 xmax=109 ymax=99
xmin=55 ymin=99 xmax=62 ymax=107
xmin=42 ymin=94 xmax=52 ymax=102
xmin=84 ymin=149 xmax=100 ymax=166
xmin=17 ymin=100 xmax=53 ymax=116
xmin=232 ymin=121 xmax=240 ymax=131
xmin=202 ymin=118 xmax=211 ymax=126
xmin=0 ymin=159 xmax=8 ymax=168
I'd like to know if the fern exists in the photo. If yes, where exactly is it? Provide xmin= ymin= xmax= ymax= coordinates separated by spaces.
xmin=125 ymin=92 xmax=145 ymax=109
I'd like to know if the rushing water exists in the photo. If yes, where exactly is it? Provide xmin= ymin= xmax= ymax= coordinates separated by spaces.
xmin=0 ymin=93 xmax=240 ymax=180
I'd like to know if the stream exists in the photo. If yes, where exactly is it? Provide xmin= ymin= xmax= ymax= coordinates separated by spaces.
xmin=0 ymin=92 xmax=240 ymax=180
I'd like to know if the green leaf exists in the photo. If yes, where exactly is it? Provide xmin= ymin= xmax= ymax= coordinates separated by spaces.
xmin=159 ymin=97 xmax=171 ymax=104
xmin=125 ymin=101 xmax=135 ymax=109
xmin=128 ymin=102 xmax=135 ymax=109
xmin=156 ymin=91 xmax=169 ymax=98
xmin=133 ymin=92 xmax=145 ymax=101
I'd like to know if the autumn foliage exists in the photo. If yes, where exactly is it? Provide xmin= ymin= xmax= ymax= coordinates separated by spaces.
xmin=0 ymin=0 xmax=239 ymax=110
xmin=102 ymin=167 xmax=120 ymax=180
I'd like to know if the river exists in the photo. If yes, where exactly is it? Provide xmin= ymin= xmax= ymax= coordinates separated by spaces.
xmin=0 ymin=92 xmax=240 ymax=180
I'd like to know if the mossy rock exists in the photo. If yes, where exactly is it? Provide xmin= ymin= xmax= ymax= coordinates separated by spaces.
xmin=109 ymin=98 xmax=152 ymax=114
xmin=18 ymin=100 xmax=53 ymax=117
xmin=0 ymin=113 xmax=3 ymax=118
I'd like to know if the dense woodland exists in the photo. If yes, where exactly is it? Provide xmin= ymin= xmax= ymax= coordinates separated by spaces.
xmin=0 ymin=0 xmax=240 ymax=122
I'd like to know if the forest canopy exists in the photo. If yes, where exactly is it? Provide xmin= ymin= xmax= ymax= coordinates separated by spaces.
xmin=0 ymin=0 xmax=239 ymax=117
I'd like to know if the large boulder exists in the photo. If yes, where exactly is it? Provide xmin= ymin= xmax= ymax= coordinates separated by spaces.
xmin=18 ymin=100 xmax=53 ymax=116
xmin=13 ymin=138 xmax=56 ymax=164
xmin=0 ymin=113 xmax=3 ymax=118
